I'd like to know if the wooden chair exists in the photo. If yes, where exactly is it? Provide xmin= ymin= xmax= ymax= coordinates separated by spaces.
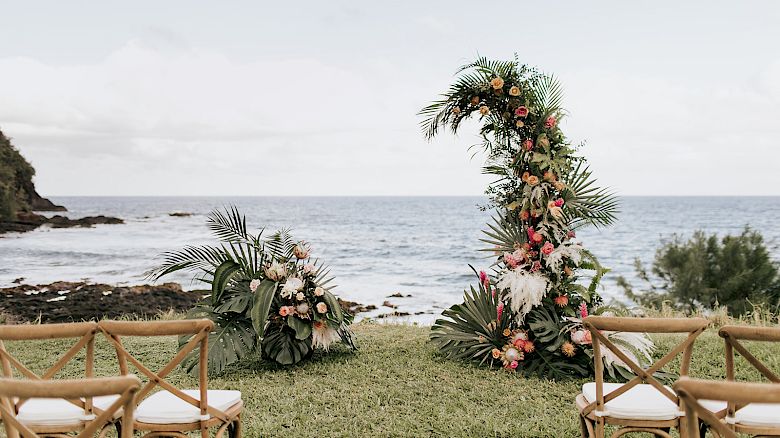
xmin=0 ymin=375 xmax=141 ymax=438
xmin=0 ymin=322 xmax=124 ymax=436
xmin=675 ymin=378 xmax=780 ymax=438
xmin=98 ymin=319 xmax=243 ymax=438
xmin=715 ymin=325 xmax=780 ymax=435
xmin=576 ymin=316 xmax=709 ymax=438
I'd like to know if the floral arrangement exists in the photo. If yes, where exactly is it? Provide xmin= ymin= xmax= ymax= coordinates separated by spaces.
xmin=421 ymin=57 xmax=651 ymax=379
xmin=150 ymin=207 xmax=355 ymax=374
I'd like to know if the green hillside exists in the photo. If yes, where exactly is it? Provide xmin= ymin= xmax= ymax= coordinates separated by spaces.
xmin=0 ymin=129 xmax=37 ymax=220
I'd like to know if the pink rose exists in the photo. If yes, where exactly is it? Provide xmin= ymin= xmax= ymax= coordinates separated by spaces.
xmin=532 ymin=233 xmax=543 ymax=244
xmin=554 ymin=199 xmax=564 ymax=207
xmin=515 ymin=106 xmax=529 ymax=118
xmin=316 ymin=302 xmax=328 ymax=314
xmin=522 ymin=139 xmax=534 ymax=151
xmin=579 ymin=303 xmax=588 ymax=318
xmin=527 ymin=226 xmax=535 ymax=240
xmin=531 ymin=261 xmax=542 ymax=272
xmin=279 ymin=306 xmax=291 ymax=317
xmin=545 ymin=115 xmax=557 ymax=128
xmin=541 ymin=242 xmax=554 ymax=255
xmin=249 ymin=279 xmax=262 ymax=292
xmin=503 ymin=253 xmax=519 ymax=269
xmin=567 ymin=231 xmax=576 ymax=239
xmin=509 ymin=360 xmax=518 ymax=369
xmin=497 ymin=301 xmax=504 ymax=320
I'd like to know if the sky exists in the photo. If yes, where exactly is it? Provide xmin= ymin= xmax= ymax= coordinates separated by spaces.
xmin=1 ymin=1 xmax=779 ymax=196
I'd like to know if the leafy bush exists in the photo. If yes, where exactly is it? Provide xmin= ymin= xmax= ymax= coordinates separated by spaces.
xmin=618 ymin=227 xmax=780 ymax=316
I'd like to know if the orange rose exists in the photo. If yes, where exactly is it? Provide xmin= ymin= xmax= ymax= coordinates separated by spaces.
xmin=527 ymin=175 xmax=540 ymax=186
xmin=516 ymin=120 xmax=524 ymax=128
xmin=509 ymin=86 xmax=520 ymax=96
xmin=521 ymin=171 xmax=530 ymax=182
xmin=554 ymin=181 xmax=566 ymax=191
xmin=490 ymin=77 xmax=504 ymax=90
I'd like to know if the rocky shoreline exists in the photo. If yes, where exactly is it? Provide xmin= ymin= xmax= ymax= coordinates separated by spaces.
xmin=0 ymin=211 xmax=124 ymax=234
xmin=0 ymin=281 xmax=375 ymax=324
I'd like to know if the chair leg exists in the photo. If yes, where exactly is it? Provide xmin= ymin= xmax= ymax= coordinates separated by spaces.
xmin=595 ymin=418 xmax=605 ymax=438
xmin=231 ymin=415 xmax=242 ymax=438
xmin=579 ymin=414 xmax=592 ymax=438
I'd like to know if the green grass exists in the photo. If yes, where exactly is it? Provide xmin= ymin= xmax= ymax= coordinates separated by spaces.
xmin=3 ymin=322 xmax=780 ymax=437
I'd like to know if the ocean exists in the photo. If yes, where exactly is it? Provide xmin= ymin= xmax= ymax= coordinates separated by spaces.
xmin=1 ymin=196 xmax=779 ymax=323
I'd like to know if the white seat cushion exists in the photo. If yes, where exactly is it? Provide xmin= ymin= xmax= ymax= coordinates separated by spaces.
xmin=17 ymin=398 xmax=84 ymax=426
xmin=16 ymin=395 xmax=121 ymax=427
xmin=135 ymin=390 xmax=242 ymax=424
xmin=735 ymin=403 xmax=780 ymax=427
xmin=582 ymin=382 xmax=681 ymax=421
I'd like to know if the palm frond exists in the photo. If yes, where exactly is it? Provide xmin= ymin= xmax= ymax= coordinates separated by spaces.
xmin=562 ymin=161 xmax=620 ymax=229
xmin=207 ymin=205 xmax=256 ymax=243
xmin=479 ymin=214 xmax=527 ymax=255
xmin=528 ymin=74 xmax=565 ymax=118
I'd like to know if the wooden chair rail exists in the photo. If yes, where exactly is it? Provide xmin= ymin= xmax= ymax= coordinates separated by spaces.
xmin=0 ymin=322 xmax=98 ymax=340
xmin=719 ymin=325 xmax=780 ymax=342
xmin=584 ymin=316 xmax=709 ymax=334
xmin=98 ymin=319 xmax=214 ymax=337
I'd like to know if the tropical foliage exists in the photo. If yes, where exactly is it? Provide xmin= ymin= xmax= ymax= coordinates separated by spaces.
xmin=619 ymin=227 xmax=780 ymax=317
xmin=422 ymin=56 xmax=649 ymax=378
xmin=149 ymin=207 xmax=356 ymax=374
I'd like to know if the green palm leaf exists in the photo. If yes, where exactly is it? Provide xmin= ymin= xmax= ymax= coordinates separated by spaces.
xmin=562 ymin=161 xmax=620 ymax=229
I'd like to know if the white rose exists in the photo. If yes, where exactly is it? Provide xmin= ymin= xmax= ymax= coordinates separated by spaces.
xmin=314 ymin=287 xmax=325 ymax=297
xmin=249 ymin=279 xmax=262 ymax=292
xmin=296 ymin=292 xmax=305 ymax=301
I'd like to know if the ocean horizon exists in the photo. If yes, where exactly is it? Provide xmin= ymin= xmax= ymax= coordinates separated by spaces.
xmin=2 ymin=195 xmax=779 ymax=323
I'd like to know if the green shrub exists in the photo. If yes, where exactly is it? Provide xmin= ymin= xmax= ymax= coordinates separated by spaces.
xmin=618 ymin=228 xmax=780 ymax=316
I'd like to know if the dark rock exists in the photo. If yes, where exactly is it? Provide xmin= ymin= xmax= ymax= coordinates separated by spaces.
xmin=169 ymin=212 xmax=193 ymax=217
xmin=0 ymin=212 xmax=123 ymax=234
xmin=337 ymin=298 xmax=377 ymax=314
xmin=11 ymin=278 xmax=24 ymax=284
xmin=382 ymin=300 xmax=397 ymax=309
xmin=386 ymin=292 xmax=412 ymax=298
xmin=376 ymin=311 xmax=411 ymax=318
xmin=0 ymin=281 xmax=199 ymax=323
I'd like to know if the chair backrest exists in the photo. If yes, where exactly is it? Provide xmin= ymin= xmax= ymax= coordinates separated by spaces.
xmin=718 ymin=325 xmax=780 ymax=422
xmin=675 ymin=378 xmax=780 ymax=438
xmin=0 ymin=323 xmax=99 ymax=418
xmin=96 ymin=320 xmax=227 ymax=424
xmin=0 ymin=375 xmax=141 ymax=438
xmin=582 ymin=316 xmax=709 ymax=418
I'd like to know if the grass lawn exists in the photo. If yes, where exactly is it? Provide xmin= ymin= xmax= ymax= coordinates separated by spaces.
xmin=3 ymin=322 xmax=780 ymax=437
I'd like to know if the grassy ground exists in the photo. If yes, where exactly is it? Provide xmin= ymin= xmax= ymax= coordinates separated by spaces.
xmin=3 ymin=322 xmax=780 ymax=437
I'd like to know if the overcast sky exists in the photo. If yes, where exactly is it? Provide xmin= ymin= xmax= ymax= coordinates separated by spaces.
xmin=1 ymin=1 xmax=778 ymax=196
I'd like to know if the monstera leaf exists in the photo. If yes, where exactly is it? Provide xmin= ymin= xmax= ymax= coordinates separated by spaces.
xmin=180 ymin=305 xmax=257 ymax=376
xmin=261 ymin=326 xmax=312 ymax=365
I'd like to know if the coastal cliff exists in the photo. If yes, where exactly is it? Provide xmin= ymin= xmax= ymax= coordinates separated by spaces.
xmin=0 ymin=129 xmax=123 ymax=234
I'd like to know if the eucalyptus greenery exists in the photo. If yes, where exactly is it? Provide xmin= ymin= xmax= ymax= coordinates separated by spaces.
xmin=149 ymin=207 xmax=355 ymax=375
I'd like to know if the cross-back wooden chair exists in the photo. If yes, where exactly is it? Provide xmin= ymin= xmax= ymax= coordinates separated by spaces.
xmin=715 ymin=325 xmax=780 ymax=435
xmin=0 ymin=322 xmax=123 ymax=436
xmin=675 ymin=378 xmax=780 ymax=438
xmin=98 ymin=319 xmax=243 ymax=438
xmin=576 ymin=316 xmax=709 ymax=438
xmin=0 ymin=375 xmax=141 ymax=438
